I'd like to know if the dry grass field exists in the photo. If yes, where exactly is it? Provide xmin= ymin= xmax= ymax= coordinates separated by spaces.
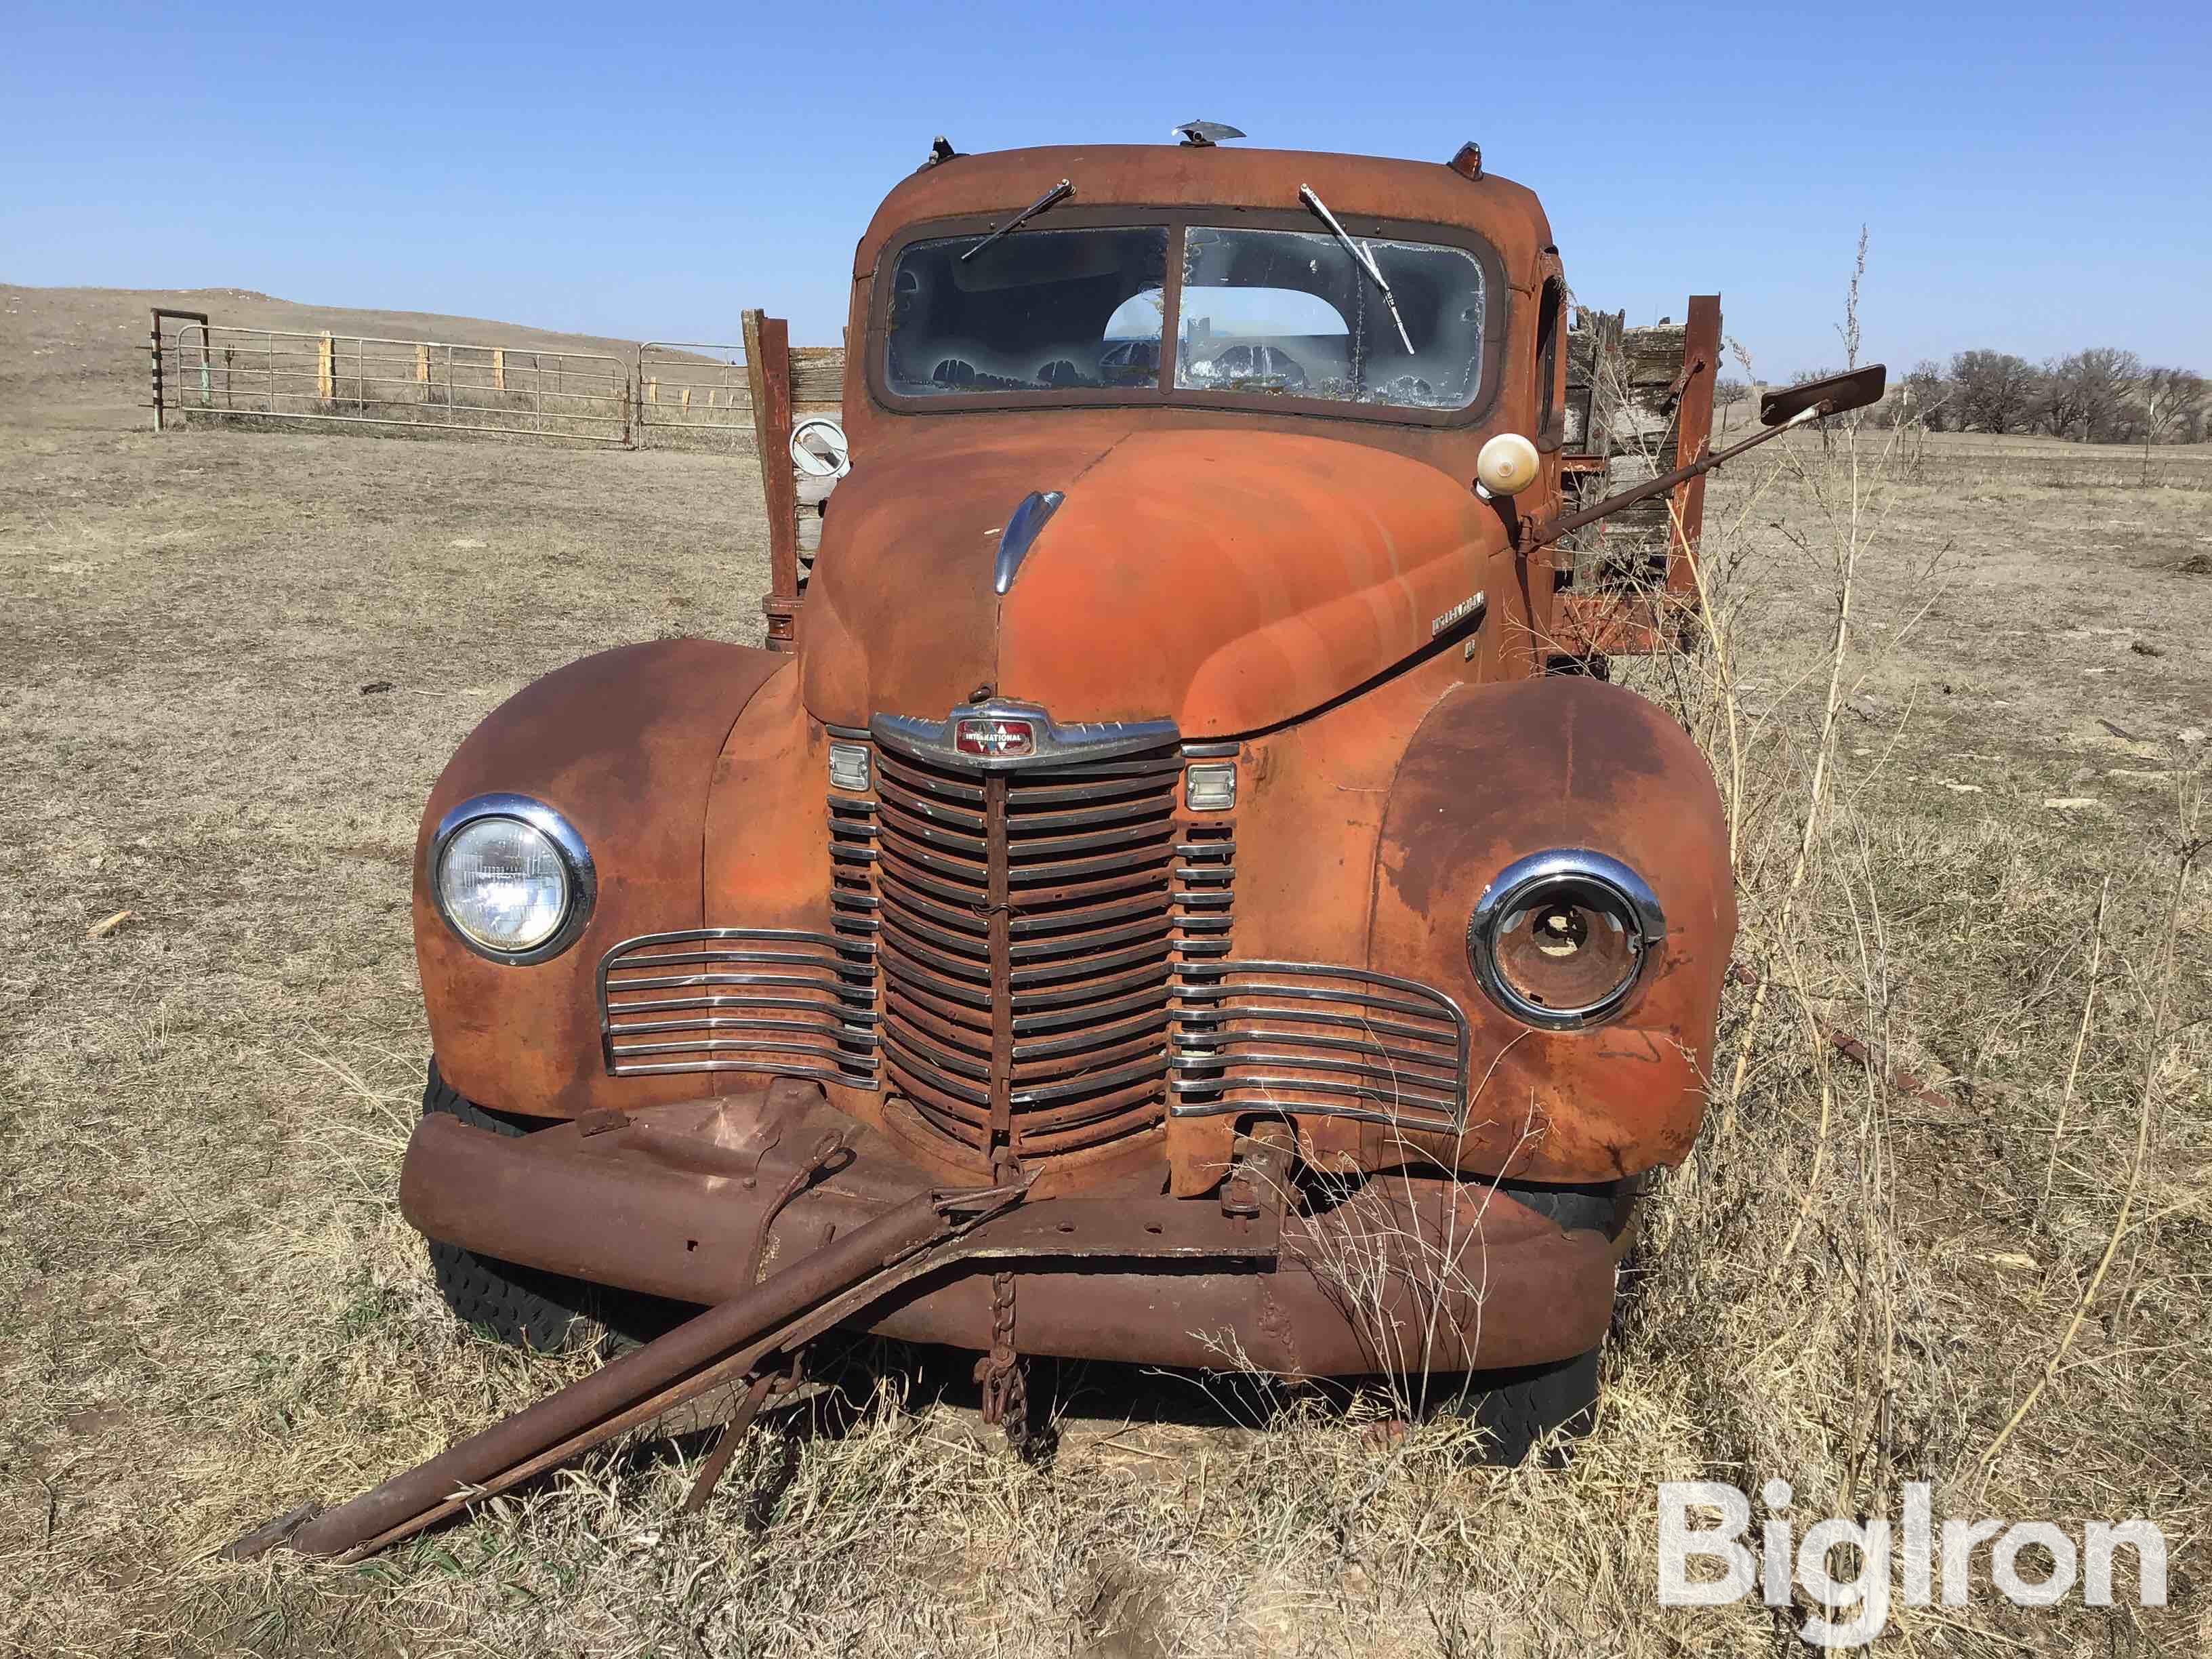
xmin=2 ymin=287 xmax=2209 ymax=1657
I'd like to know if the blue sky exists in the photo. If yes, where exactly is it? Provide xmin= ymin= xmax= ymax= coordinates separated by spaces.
xmin=5 ymin=1 xmax=2207 ymax=374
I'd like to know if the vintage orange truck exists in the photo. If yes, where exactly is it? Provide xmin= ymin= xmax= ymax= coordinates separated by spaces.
xmin=234 ymin=138 xmax=1883 ymax=1555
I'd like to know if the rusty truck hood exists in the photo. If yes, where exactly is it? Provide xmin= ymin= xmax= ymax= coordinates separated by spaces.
xmin=798 ymin=418 xmax=1501 ymax=736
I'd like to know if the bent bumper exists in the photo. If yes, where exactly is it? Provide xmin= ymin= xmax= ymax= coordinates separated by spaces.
xmin=399 ymin=1082 xmax=1619 ymax=1377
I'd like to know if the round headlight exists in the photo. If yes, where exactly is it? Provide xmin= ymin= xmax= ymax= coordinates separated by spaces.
xmin=430 ymin=795 xmax=594 ymax=964
xmin=1467 ymin=851 xmax=1663 ymax=1029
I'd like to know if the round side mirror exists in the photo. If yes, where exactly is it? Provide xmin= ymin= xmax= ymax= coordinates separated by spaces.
xmin=790 ymin=415 xmax=851 ymax=480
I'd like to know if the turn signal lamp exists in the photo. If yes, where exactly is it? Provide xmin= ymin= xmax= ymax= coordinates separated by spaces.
xmin=827 ymin=740 xmax=872 ymax=793
xmin=1184 ymin=762 xmax=1237 ymax=813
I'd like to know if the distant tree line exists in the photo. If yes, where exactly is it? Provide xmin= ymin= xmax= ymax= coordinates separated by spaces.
xmin=1713 ymin=351 xmax=2207 ymax=447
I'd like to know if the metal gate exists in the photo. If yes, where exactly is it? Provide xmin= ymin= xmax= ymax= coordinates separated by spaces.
xmin=635 ymin=342 xmax=754 ymax=443
xmin=155 ymin=323 xmax=631 ymax=445
xmin=149 ymin=308 xmax=211 ymax=429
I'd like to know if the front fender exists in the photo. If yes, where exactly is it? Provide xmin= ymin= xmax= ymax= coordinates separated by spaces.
xmin=1369 ymin=676 xmax=1736 ymax=1181
xmin=414 ymin=640 xmax=789 ymax=1118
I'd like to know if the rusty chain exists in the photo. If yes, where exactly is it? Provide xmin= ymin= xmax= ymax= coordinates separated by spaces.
xmin=973 ymin=1149 xmax=1028 ymax=1445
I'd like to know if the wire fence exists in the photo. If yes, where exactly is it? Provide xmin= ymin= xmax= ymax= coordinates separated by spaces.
xmin=150 ymin=313 xmax=848 ymax=452
xmin=159 ymin=323 xmax=633 ymax=444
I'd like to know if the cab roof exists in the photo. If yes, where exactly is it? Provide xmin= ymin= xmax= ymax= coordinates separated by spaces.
xmin=851 ymin=144 xmax=1553 ymax=285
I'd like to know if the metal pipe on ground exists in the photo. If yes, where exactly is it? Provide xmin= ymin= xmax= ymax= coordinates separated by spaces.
xmin=222 ymin=1181 xmax=1021 ymax=1563
xmin=221 ymin=1097 xmax=1614 ymax=1562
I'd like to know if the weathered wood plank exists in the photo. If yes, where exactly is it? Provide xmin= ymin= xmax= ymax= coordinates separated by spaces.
xmin=1557 ymin=299 xmax=1722 ymax=633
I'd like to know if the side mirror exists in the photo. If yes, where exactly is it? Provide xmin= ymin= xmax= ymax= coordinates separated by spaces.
xmin=1760 ymin=364 xmax=1887 ymax=426
xmin=790 ymin=415 xmax=851 ymax=480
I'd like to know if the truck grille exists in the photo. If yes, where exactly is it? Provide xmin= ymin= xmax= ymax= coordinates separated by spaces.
xmin=1169 ymin=962 xmax=1469 ymax=1135
xmin=873 ymin=738 xmax=1198 ymax=1162
xmin=597 ymin=928 xmax=878 ymax=1083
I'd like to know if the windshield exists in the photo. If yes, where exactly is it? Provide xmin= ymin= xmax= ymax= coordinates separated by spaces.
xmin=885 ymin=227 xmax=1169 ymax=394
xmin=1179 ymin=228 xmax=1482 ymax=409
xmin=882 ymin=221 xmax=1486 ymax=411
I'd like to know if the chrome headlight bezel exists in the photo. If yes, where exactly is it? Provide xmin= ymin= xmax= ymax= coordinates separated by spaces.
xmin=427 ymin=792 xmax=596 ymax=966
xmin=1466 ymin=849 xmax=1665 ymax=1031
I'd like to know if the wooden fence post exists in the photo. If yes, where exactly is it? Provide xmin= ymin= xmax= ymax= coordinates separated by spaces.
xmin=492 ymin=348 xmax=506 ymax=392
xmin=415 ymin=343 xmax=429 ymax=385
xmin=316 ymin=331 xmax=334 ymax=401
xmin=743 ymin=308 xmax=802 ymax=652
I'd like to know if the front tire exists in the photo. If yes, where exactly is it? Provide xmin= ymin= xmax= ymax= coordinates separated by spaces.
xmin=1471 ymin=1345 xmax=1602 ymax=1465
xmin=419 ymin=1063 xmax=596 ymax=1353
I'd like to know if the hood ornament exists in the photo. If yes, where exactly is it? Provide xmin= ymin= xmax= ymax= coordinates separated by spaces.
xmin=991 ymin=489 xmax=1064 ymax=595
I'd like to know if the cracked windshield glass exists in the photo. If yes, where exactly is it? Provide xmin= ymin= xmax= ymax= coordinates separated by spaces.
xmin=1176 ymin=226 xmax=1485 ymax=409
xmin=884 ymin=227 xmax=1169 ymax=394
xmin=884 ymin=223 xmax=1483 ymax=409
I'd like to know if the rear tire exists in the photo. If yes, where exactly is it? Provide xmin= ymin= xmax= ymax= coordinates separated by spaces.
xmin=1470 ymin=1345 xmax=1602 ymax=1466
xmin=420 ymin=1063 xmax=596 ymax=1353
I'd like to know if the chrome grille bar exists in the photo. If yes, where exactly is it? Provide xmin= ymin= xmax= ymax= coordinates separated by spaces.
xmin=870 ymin=733 xmax=1189 ymax=1162
xmin=597 ymin=927 xmax=878 ymax=1084
xmin=1168 ymin=960 xmax=1469 ymax=1133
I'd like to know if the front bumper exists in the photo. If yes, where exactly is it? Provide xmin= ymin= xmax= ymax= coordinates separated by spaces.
xmin=400 ymin=1080 xmax=1621 ymax=1377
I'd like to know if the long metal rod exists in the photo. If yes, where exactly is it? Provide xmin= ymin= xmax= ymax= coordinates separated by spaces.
xmin=1526 ymin=404 xmax=1818 ymax=549
xmin=327 ymin=1199 xmax=1027 ymax=1561
xmin=224 ymin=1183 xmax=1019 ymax=1562
xmin=680 ymin=1369 xmax=777 ymax=1515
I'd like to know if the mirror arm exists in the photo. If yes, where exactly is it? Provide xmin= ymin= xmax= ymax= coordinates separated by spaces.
xmin=1525 ymin=403 xmax=1821 ymax=550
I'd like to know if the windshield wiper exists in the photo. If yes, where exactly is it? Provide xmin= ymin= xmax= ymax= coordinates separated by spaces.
xmin=1298 ymin=183 xmax=1414 ymax=354
xmin=960 ymin=178 xmax=1074 ymax=263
